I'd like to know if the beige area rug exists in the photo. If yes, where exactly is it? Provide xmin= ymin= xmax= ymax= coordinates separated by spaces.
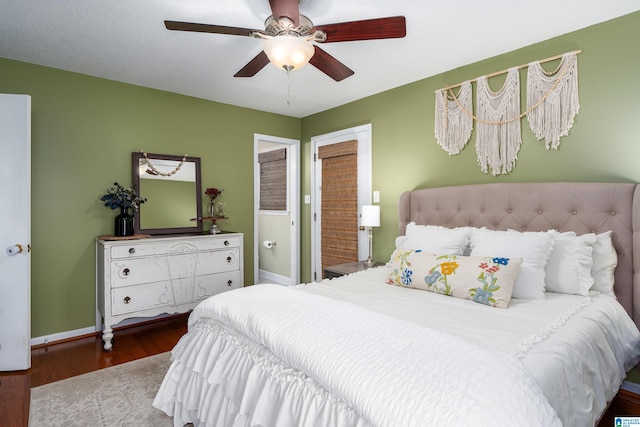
xmin=29 ymin=352 xmax=181 ymax=427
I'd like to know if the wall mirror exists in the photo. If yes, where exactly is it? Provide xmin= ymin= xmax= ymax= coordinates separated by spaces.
xmin=132 ymin=152 xmax=203 ymax=235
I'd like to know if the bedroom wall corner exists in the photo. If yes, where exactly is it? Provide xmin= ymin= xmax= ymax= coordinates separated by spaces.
xmin=0 ymin=57 xmax=301 ymax=339
xmin=300 ymin=10 xmax=640 ymax=284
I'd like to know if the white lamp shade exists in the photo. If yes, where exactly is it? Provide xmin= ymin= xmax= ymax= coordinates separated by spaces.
xmin=263 ymin=35 xmax=315 ymax=71
xmin=361 ymin=205 xmax=380 ymax=227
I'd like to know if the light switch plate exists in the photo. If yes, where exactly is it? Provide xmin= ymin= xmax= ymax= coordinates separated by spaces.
xmin=373 ymin=191 xmax=380 ymax=203
xmin=304 ymin=195 xmax=311 ymax=204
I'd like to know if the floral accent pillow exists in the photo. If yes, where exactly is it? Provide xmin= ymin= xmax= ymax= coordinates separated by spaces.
xmin=387 ymin=250 xmax=522 ymax=308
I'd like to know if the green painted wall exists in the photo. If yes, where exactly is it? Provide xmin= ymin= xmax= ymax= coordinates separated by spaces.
xmin=1 ymin=10 xmax=639 ymax=339
xmin=258 ymin=213 xmax=291 ymax=277
xmin=300 ymin=11 xmax=640 ymax=283
xmin=0 ymin=58 xmax=300 ymax=337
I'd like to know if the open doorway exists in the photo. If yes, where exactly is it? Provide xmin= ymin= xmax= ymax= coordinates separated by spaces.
xmin=310 ymin=124 xmax=372 ymax=282
xmin=253 ymin=134 xmax=300 ymax=286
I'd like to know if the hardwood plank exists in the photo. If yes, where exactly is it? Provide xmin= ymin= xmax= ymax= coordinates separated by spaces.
xmin=599 ymin=389 xmax=640 ymax=425
xmin=0 ymin=314 xmax=188 ymax=426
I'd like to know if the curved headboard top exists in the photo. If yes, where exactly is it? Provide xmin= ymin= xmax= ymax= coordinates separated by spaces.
xmin=398 ymin=182 xmax=640 ymax=328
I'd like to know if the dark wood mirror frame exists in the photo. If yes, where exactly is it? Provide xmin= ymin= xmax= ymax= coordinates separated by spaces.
xmin=132 ymin=152 xmax=203 ymax=235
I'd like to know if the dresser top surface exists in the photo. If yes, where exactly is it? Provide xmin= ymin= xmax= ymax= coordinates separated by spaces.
xmin=96 ymin=231 xmax=242 ymax=245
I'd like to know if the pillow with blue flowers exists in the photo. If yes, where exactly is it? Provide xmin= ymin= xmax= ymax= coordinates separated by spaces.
xmin=387 ymin=250 xmax=522 ymax=308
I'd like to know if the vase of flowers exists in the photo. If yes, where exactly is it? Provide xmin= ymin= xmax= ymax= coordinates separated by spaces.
xmin=205 ymin=187 xmax=223 ymax=218
xmin=100 ymin=182 xmax=147 ymax=237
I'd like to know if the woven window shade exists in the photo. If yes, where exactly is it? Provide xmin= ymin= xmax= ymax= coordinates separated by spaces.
xmin=259 ymin=148 xmax=287 ymax=211
xmin=318 ymin=140 xmax=358 ymax=274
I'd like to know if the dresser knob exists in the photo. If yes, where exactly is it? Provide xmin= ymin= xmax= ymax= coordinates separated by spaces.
xmin=123 ymin=268 xmax=130 ymax=276
xmin=227 ymin=280 xmax=233 ymax=287
xmin=224 ymin=240 xmax=229 ymax=246
xmin=226 ymin=256 xmax=232 ymax=263
xmin=124 ymin=296 xmax=131 ymax=304
xmin=128 ymin=247 xmax=135 ymax=254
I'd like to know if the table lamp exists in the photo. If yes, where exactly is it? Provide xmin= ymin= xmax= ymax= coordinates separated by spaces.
xmin=361 ymin=205 xmax=380 ymax=267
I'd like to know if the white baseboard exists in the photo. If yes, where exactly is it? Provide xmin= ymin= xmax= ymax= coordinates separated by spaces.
xmin=622 ymin=380 xmax=640 ymax=395
xmin=258 ymin=269 xmax=293 ymax=286
xmin=30 ymin=312 xmax=179 ymax=347
xmin=31 ymin=325 xmax=96 ymax=347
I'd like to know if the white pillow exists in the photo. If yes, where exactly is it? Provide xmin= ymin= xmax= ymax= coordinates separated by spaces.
xmin=399 ymin=222 xmax=471 ymax=255
xmin=590 ymin=230 xmax=618 ymax=297
xmin=544 ymin=231 xmax=595 ymax=295
xmin=470 ymin=228 xmax=555 ymax=299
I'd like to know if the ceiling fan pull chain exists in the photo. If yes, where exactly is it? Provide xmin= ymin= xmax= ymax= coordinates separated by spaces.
xmin=284 ymin=65 xmax=293 ymax=105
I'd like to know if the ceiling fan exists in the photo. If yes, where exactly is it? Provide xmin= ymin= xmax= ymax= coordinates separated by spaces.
xmin=164 ymin=0 xmax=406 ymax=82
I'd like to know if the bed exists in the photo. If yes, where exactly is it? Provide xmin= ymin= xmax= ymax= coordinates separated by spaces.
xmin=154 ymin=182 xmax=640 ymax=426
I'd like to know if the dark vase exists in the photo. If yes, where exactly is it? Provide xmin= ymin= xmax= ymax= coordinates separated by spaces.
xmin=114 ymin=206 xmax=134 ymax=237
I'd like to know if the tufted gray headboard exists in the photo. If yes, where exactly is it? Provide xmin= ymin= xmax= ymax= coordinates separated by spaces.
xmin=398 ymin=182 xmax=640 ymax=329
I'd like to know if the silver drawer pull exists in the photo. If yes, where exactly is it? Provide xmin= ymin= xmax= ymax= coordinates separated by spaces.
xmin=123 ymin=268 xmax=130 ymax=276
xmin=227 ymin=280 xmax=233 ymax=287
xmin=224 ymin=240 xmax=230 ymax=246
xmin=124 ymin=296 xmax=131 ymax=304
xmin=226 ymin=256 xmax=232 ymax=263
xmin=128 ymin=247 xmax=136 ymax=254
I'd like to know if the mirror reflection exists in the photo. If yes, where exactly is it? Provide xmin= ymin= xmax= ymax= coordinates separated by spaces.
xmin=132 ymin=152 xmax=203 ymax=235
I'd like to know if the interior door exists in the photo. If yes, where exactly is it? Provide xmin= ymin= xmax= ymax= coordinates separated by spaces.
xmin=254 ymin=134 xmax=300 ymax=286
xmin=0 ymin=94 xmax=31 ymax=371
xmin=311 ymin=124 xmax=372 ymax=281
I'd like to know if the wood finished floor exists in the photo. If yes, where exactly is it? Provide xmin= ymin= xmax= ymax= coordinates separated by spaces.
xmin=0 ymin=314 xmax=188 ymax=427
xmin=0 ymin=313 xmax=638 ymax=426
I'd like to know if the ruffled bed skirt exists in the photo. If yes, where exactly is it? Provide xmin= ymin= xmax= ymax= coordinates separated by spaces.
xmin=153 ymin=318 xmax=370 ymax=427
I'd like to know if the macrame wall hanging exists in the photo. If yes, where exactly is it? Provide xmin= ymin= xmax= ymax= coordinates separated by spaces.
xmin=434 ymin=81 xmax=473 ymax=155
xmin=527 ymin=52 xmax=580 ymax=149
xmin=434 ymin=50 xmax=580 ymax=175
xmin=476 ymin=68 xmax=521 ymax=175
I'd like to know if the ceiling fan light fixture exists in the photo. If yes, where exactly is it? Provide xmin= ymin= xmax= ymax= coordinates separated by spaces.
xmin=263 ymin=35 xmax=314 ymax=71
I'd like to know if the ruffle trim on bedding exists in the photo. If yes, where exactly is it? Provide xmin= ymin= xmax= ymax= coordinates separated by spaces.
xmin=153 ymin=318 xmax=370 ymax=427
xmin=512 ymin=296 xmax=595 ymax=360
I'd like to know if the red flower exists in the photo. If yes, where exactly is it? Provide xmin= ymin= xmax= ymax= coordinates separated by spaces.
xmin=205 ymin=187 xmax=223 ymax=201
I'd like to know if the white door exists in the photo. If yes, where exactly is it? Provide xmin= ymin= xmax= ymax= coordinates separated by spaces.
xmin=0 ymin=94 xmax=31 ymax=371
xmin=310 ymin=124 xmax=372 ymax=282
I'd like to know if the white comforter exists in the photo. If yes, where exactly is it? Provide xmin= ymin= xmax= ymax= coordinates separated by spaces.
xmin=303 ymin=267 xmax=640 ymax=426
xmin=154 ymin=283 xmax=562 ymax=426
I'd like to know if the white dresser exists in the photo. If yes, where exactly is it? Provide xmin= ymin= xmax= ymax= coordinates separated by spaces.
xmin=96 ymin=233 xmax=243 ymax=350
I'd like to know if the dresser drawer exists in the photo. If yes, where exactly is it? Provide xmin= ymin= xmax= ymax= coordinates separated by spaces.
xmin=194 ymin=271 xmax=243 ymax=301
xmin=110 ymin=257 xmax=172 ymax=288
xmin=111 ymin=281 xmax=174 ymax=316
xmin=196 ymin=249 xmax=240 ymax=275
xmin=110 ymin=249 xmax=240 ymax=288
xmin=110 ymin=236 xmax=242 ymax=259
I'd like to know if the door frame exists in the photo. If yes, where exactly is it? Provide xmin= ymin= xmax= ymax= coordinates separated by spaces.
xmin=253 ymin=133 xmax=300 ymax=286
xmin=310 ymin=124 xmax=372 ymax=282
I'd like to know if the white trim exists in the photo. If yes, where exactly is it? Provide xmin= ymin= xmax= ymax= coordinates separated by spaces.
xmin=36 ymin=312 xmax=181 ymax=347
xmin=258 ymin=269 xmax=292 ymax=286
xmin=31 ymin=325 xmax=95 ymax=347
xmin=254 ymin=133 xmax=300 ymax=287
xmin=621 ymin=380 xmax=640 ymax=395
xmin=310 ymin=124 xmax=372 ymax=283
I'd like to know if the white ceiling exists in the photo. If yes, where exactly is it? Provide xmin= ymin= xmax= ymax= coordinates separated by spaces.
xmin=1 ymin=1 xmax=639 ymax=118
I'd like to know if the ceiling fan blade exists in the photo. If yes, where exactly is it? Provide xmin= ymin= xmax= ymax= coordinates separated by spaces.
xmin=269 ymin=0 xmax=300 ymax=26
xmin=164 ymin=20 xmax=261 ymax=37
xmin=312 ymin=16 xmax=406 ymax=43
xmin=234 ymin=51 xmax=271 ymax=77
xmin=309 ymin=46 xmax=354 ymax=82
